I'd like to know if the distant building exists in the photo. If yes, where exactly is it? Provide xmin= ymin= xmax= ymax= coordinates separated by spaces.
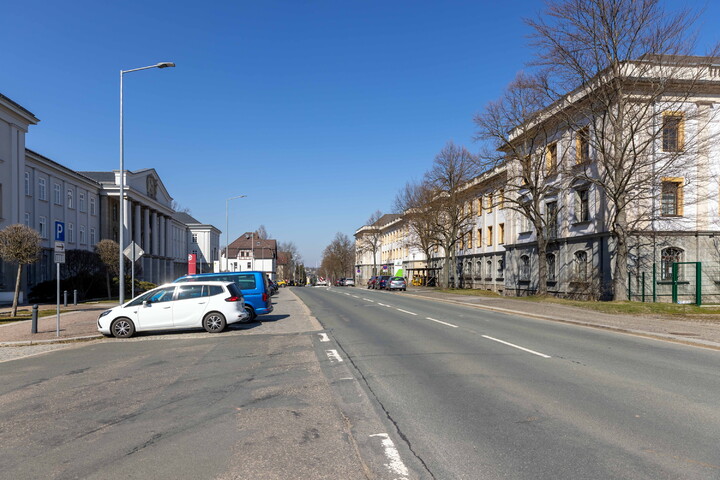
xmin=222 ymin=232 xmax=277 ymax=280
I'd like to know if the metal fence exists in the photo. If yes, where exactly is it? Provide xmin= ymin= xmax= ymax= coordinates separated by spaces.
xmin=628 ymin=262 xmax=720 ymax=306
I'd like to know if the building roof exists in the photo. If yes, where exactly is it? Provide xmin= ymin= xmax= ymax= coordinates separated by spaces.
xmin=0 ymin=92 xmax=38 ymax=122
xmin=78 ymin=171 xmax=117 ymax=183
xmin=227 ymin=232 xmax=277 ymax=259
xmin=172 ymin=211 xmax=202 ymax=225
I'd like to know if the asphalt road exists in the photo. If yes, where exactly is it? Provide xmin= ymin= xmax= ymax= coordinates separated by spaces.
xmin=295 ymin=286 xmax=720 ymax=480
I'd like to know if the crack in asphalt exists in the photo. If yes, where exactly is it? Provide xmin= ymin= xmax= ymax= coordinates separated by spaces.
xmin=332 ymin=337 xmax=437 ymax=480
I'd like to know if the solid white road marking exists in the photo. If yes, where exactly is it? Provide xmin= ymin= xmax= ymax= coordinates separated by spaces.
xmin=482 ymin=335 xmax=551 ymax=358
xmin=426 ymin=317 xmax=459 ymax=328
xmin=326 ymin=349 xmax=344 ymax=362
xmin=396 ymin=308 xmax=417 ymax=316
xmin=318 ymin=333 xmax=330 ymax=342
xmin=369 ymin=433 xmax=409 ymax=479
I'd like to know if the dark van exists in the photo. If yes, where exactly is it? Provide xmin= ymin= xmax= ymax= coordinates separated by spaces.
xmin=174 ymin=271 xmax=273 ymax=321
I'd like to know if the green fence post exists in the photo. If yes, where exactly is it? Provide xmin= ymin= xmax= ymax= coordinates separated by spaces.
xmin=652 ymin=263 xmax=657 ymax=302
xmin=642 ymin=272 xmax=646 ymax=302
xmin=696 ymin=262 xmax=702 ymax=307
xmin=672 ymin=263 xmax=678 ymax=304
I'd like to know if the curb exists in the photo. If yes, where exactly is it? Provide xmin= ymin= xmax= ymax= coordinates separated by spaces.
xmin=405 ymin=291 xmax=720 ymax=351
xmin=0 ymin=334 xmax=104 ymax=348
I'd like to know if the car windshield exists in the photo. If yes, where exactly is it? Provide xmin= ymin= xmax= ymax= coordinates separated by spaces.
xmin=391 ymin=277 xmax=403 ymax=281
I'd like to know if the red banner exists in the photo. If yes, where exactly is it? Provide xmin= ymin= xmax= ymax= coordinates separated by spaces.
xmin=188 ymin=254 xmax=197 ymax=275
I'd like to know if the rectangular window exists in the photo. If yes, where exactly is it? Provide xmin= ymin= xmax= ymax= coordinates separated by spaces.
xmin=661 ymin=178 xmax=684 ymax=216
xmin=24 ymin=172 xmax=31 ymax=196
xmin=662 ymin=112 xmax=684 ymax=152
xmin=546 ymin=201 xmax=558 ymax=238
xmin=477 ymin=198 xmax=482 ymax=215
xmin=79 ymin=192 xmax=86 ymax=212
xmin=90 ymin=228 xmax=96 ymax=245
xmin=39 ymin=216 xmax=47 ymax=238
xmin=467 ymin=231 xmax=473 ymax=249
xmin=576 ymin=189 xmax=589 ymax=222
xmin=38 ymin=178 xmax=47 ymax=201
xmin=498 ymin=223 xmax=505 ymax=244
xmin=192 ymin=233 xmax=198 ymax=243
xmin=576 ymin=127 xmax=590 ymax=163
xmin=546 ymin=142 xmax=558 ymax=173
xmin=68 ymin=223 xmax=74 ymax=243
xmin=477 ymin=228 xmax=482 ymax=247
xmin=24 ymin=212 xmax=30 ymax=226
xmin=79 ymin=225 xmax=86 ymax=244
xmin=487 ymin=226 xmax=493 ymax=246
xmin=90 ymin=197 xmax=96 ymax=215
xmin=54 ymin=183 xmax=62 ymax=205
xmin=487 ymin=193 xmax=493 ymax=212
xmin=67 ymin=189 xmax=74 ymax=209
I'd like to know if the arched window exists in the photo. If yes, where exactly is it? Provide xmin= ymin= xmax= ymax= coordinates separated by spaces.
xmin=487 ymin=260 xmax=493 ymax=279
xmin=476 ymin=261 xmax=482 ymax=277
xmin=520 ymin=255 xmax=530 ymax=281
xmin=547 ymin=253 xmax=556 ymax=281
xmin=574 ymin=251 xmax=588 ymax=281
xmin=661 ymin=247 xmax=683 ymax=280
xmin=498 ymin=259 xmax=504 ymax=279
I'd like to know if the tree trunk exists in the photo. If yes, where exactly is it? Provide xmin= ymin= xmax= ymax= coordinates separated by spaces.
xmin=105 ymin=271 xmax=111 ymax=300
xmin=612 ymin=233 xmax=629 ymax=301
xmin=536 ymin=237 xmax=548 ymax=296
xmin=11 ymin=264 xmax=22 ymax=317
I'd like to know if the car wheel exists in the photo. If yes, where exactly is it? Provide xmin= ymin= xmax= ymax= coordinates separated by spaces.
xmin=244 ymin=305 xmax=256 ymax=322
xmin=203 ymin=312 xmax=227 ymax=333
xmin=110 ymin=317 xmax=135 ymax=338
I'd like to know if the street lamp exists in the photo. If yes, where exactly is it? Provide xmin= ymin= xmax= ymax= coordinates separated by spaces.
xmin=119 ymin=62 xmax=175 ymax=304
xmin=225 ymin=194 xmax=247 ymax=271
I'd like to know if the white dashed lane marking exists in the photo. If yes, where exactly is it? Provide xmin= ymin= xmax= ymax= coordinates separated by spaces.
xmin=318 ymin=333 xmax=330 ymax=342
xmin=396 ymin=308 xmax=417 ymax=316
xmin=426 ymin=317 xmax=459 ymax=328
xmin=482 ymin=335 xmax=551 ymax=358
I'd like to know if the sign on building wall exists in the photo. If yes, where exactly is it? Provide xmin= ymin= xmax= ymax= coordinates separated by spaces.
xmin=188 ymin=254 xmax=197 ymax=275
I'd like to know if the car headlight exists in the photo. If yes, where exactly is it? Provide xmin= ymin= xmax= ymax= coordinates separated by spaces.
xmin=98 ymin=310 xmax=112 ymax=319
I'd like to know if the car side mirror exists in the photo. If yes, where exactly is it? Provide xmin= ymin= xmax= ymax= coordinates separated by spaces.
xmin=143 ymin=300 xmax=150 ymax=306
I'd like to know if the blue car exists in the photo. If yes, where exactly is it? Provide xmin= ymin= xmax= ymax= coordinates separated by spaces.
xmin=174 ymin=271 xmax=274 ymax=321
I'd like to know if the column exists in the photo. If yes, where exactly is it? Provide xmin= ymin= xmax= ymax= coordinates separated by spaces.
xmin=143 ymin=208 xmax=150 ymax=252
xmin=134 ymin=203 xmax=141 ymax=246
xmin=150 ymin=211 xmax=157 ymax=255
xmin=159 ymin=216 xmax=166 ymax=257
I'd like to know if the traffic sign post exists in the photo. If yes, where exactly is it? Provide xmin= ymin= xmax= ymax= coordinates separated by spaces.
xmin=123 ymin=242 xmax=144 ymax=299
xmin=54 ymin=222 xmax=65 ymax=337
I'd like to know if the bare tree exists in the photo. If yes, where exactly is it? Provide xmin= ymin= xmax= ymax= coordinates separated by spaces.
xmin=256 ymin=225 xmax=270 ymax=240
xmin=394 ymin=180 xmax=441 ymax=279
xmin=356 ymin=210 xmax=383 ymax=276
xmin=0 ymin=224 xmax=41 ymax=316
xmin=474 ymin=71 xmax=567 ymax=295
xmin=171 ymin=200 xmax=191 ymax=214
xmin=320 ymin=232 xmax=355 ymax=282
xmin=526 ymin=0 xmax=720 ymax=299
xmin=424 ymin=142 xmax=481 ymax=288
xmin=278 ymin=241 xmax=302 ymax=281
xmin=95 ymin=239 xmax=119 ymax=300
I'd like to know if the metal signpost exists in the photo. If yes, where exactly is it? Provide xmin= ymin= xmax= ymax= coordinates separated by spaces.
xmin=123 ymin=241 xmax=144 ymax=299
xmin=54 ymin=222 xmax=65 ymax=337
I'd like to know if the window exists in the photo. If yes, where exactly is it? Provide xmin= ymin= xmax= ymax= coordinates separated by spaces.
xmin=466 ymin=231 xmax=472 ymax=249
xmin=476 ymin=261 xmax=482 ymax=277
xmin=498 ymin=223 xmax=505 ymax=245
xmin=546 ymin=142 xmax=558 ymax=173
xmin=24 ymin=172 xmax=31 ymax=196
xmin=546 ymin=201 xmax=558 ymax=238
xmin=576 ymin=127 xmax=590 ymax=163
xmin=662 ymin=112 xmax=684 ymax=152
xmin=520 ymin=255 xmax=530 ymax=281
xmin=128 ymin=286 xmax=176 ymax=306
xmin=498 ymin=189 xmax=504 ymax=209
xmin=79 ymin=226 xmax=86 ymax=244
xmin=661 ymin=247 xmax=683 ymax=281
xmin=79 ymin=192 xmax=86 ymax=212
xmin=24 ymin=212 xmax=30 ymax=226
xmin=477 ymin=228 xmax=482 ymax=247
xmin=547 ymin=254 xmax=556 ymax=281
xmin=498 ymin=259 xmax=504 ymax=278
xmin=477 ymin=198 xmax=483 ymax=215
xmin=38 ymin=178 xmax=47 ymax=201
xmin=89 ymin=197 xmax=96 ymax=215
xmin=68 ymin=223 xmax=74 ymax=243
xmin=39 ymin=216 xmax=47 ymax=238
xmin=67 ymin=189 xmax=74 ymax=209
xmin=192 ymin=234 xmax=198 ymax=243
xmin=90 ymin=228 xmax=96 ymax=245
xmin=486 ymin=260 xmax=493 ymax=279
xmin=661 ymin=178 xmax=683 ymax=216
xmin=177 ymin=284 xmax=206 ymax=300
xmin=487 ymin=226 xmax=493 ymax=246
xmin=53 ymin=183 xmax=61 ymax=205
xmin=576 ymin=189 xmax=589 ymax=222
xmin=487 ymin=193 xmax=493 ymax=212
xmin=574 ymin=251 xmax=589 ymax=281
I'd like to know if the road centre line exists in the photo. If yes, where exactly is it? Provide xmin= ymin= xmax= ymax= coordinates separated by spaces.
xmin=396 ymin=308 xmax=417 ymax=316
xmin=377 ymin=303 xmax=392 ymax=307
xmin=363 ymin=298 xmax=375 ymax=302
xmin=426 ymin=317 xmax=459 ymax=328
xmin=482 ymin=335 xmax=551 ymax=358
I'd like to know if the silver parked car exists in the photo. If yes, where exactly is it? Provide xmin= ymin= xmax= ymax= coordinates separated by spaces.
xmin=387 ymin=277 xmax=407 ymax=291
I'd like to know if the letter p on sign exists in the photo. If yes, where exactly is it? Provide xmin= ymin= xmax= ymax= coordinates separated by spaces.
xmin=55 ymin=221 xmax=65 ymax=242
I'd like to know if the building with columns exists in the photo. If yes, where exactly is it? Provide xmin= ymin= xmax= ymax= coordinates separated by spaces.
xmin=0 ymin=91 xmax=221 ymax=302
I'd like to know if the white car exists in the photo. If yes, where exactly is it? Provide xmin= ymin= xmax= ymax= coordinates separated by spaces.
xmin=97 ymin=281 xmax=248 ymax=338
xmin=344 ymin=278 xmax=355 ymax=286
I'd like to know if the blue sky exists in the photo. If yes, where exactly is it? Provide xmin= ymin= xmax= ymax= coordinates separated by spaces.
xmin=2 ymin=0 xmax=719 ymax=266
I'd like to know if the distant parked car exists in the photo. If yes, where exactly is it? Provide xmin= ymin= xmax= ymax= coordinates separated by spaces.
xmin=367 ymin=276 xmax=378 ymax=289
xmin=344 ymin=278 xmax=355 ymax=287
xmin=387 ymin=277 xmax=407 ymax=291
xmin=375 ymin=275 xmax=392 ymax=290
xmin=316 ymin=279 xmax=328 ymax=287
xmin=97 ymin=281 xmax=248 ymax=338
xmin=174 ymin=271 xmax=273 ymax=322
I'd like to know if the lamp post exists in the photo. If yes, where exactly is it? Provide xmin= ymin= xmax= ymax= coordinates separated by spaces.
xmin=119 ymin=62 xmax=175 ymax=304
xmin=225 ymin=194 xmax=246 ymax=271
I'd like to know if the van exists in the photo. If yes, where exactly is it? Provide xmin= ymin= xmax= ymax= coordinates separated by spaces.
xmin=174 ymin=271 xmax=274 ymax=321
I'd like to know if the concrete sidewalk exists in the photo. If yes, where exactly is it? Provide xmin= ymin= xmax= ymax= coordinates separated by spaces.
xmin=404 ymin=286 xmax=720 ymax=350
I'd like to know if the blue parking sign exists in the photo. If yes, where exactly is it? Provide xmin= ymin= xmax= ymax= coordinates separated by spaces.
xmin=55 ymin=221 xmax=65 ymax=242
